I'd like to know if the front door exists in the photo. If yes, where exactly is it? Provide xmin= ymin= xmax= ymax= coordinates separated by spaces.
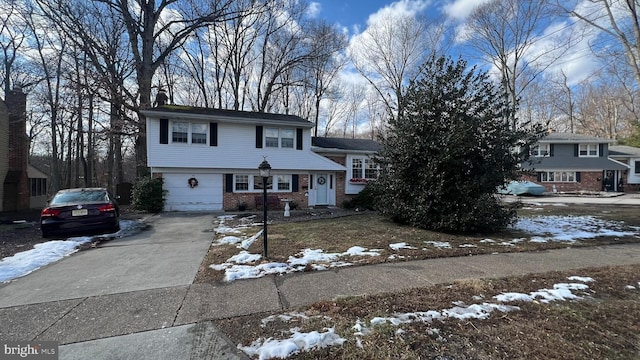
xmin=315 ymin=174 xmax=329 ymax=205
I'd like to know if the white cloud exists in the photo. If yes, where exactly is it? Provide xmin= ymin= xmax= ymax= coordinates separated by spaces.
xmin=442 ymin=0 xmax=491 ymax=21
xmin=306 ymin=2 xmax=321 ymax=18
xmin=364 ymin=0 xmax=431 ymax=29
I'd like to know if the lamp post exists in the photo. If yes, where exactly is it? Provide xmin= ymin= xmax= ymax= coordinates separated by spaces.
xmin=258 ymin=158 xmax=271 ymax=258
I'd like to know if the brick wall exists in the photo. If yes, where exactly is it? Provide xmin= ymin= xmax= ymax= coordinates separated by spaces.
xmin=223 ymin=174 xmax=311 ymax=211
xmin=3 ymin=87 xmax=29 ymax=211
xmin=0 ymin=100 xmax=8 ymax=212
xmin=522 ymin=171 xmax=603 ymax=192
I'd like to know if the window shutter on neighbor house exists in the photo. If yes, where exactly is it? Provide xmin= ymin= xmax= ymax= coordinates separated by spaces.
xmin=599 ymin=144 xmax=604 ymax=157
xmin=225 ymin=174 xmax=233 ymax=192
xmin=296 ymin=128 xmax=303 ymax=150
xmin=549 ymin=144 xmax=554 ymax=157
xmin=256 ymin=126 xmax=263 ymax=148
xmin=574 ymin=144 xmax=579 ymax=157
xmin=537 ymin=172 xmax=542 ymax=182
xmin=160 ymin=119 xmax=169 ymax=144
xmin=292 ymin=174 xmax=299 ymax=192
xmin=576 ymin=172 xmax=581 ymax=182
xmin=210 ymin=122 xmax=218 ymax=146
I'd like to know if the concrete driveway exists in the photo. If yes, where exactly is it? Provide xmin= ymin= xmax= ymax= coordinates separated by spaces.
xmin=0 ymin=213 xmax=216 ymax=307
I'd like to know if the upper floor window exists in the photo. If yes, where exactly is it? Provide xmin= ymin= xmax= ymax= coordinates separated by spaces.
xmin=531 ymin=144 xmax=550 ymax=157
xmin=265 ymin=127 xmax=295 ymax=148
xmin=172 ymin=121 xmax=208 ymax=145
xmin=579 ymin=144 xmax=598 ymax=157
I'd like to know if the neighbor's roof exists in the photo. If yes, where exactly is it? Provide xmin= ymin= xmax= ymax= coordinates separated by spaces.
xmin=312 ymin=137 xmax=382 ymax=152
xmin=539 ymin=132 xmax=614 ymax=143
xmin=609 ymin=145 xmax=640 ymax=157
xmin=141 ymin=105 xmax=314 ymax=128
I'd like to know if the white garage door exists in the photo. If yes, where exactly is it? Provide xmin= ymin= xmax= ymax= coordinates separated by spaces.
xmin=163 ymin=173 xmax=223 ymax=211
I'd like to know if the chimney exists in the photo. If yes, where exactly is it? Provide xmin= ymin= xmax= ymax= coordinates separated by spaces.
xmin=3 ymin=85 xmax=29 ymax=211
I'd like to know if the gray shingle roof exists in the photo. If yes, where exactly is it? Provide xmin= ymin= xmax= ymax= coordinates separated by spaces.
xmin=312 ymin=137 xmax=382 ymax=152
xmin=142 ymin=105 xmax=313 ymax=126
xmin=540 ymin=132 xmax=613 ymax=143
xmin=609 ymin=145 xmax=640 ymax=156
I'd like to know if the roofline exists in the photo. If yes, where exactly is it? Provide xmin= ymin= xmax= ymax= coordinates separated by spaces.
xmin=538 ymin=138 xmax=614 ymax=144
xmin=141 ymin=109 xmax=314 ymax=128
xmin=311 ymin=147 xmax=378 ymax=155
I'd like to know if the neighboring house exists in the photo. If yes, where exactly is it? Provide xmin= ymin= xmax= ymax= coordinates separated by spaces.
xmin=609 ymin=145 xmax=640 ymax=191
xmin=28 ymin=164 xmax=49 ymax=209
xmin=0 ymin=96 xmax=8 ymax=212
xmin=143 ymin=106 xmax=382 ymax=211
xmin=522 ymin=132 xmax=628 ymax=192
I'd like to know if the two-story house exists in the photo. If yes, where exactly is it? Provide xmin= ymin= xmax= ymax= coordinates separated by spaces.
xmin=142 ymin=106 xmax=379 ymax=211
xmin=522 ymin=132 xmax=628 ymax=192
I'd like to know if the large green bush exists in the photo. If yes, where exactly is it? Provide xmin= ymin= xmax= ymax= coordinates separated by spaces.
xmin=371 ymin=56 xmax=544 ymax=234
xmin=132 ymin=177 xmax=166 ymax=213
xmin=343 ymin=184 xmax=377 ymax=210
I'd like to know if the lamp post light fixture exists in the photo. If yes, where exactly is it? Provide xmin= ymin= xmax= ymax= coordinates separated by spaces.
xmin=258 ymin=158 xmax=272 ymax=258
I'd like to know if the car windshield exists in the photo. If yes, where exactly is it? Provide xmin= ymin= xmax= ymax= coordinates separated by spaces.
xmin=50 ymin=190 xmax=108 ymax=205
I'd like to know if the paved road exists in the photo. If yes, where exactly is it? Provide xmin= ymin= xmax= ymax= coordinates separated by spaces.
xmin=1 ymin=200 xmax=639 ymax=359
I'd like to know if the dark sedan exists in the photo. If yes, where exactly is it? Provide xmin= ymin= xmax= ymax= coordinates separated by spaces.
xmin=40 ymin=188 xmax=120 ymax=238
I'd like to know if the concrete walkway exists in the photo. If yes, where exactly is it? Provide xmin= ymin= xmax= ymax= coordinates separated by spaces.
xmin=1 ymin=207 xmax=640 ymax=359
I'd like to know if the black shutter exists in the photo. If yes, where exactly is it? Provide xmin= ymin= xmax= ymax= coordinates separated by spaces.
xmin=549 ymin=144 xmax=554 ymax=157
xmin=292 ymin=174 xmax=299 ymax=192
xmin=537 ymin=172 xmax=542 ymax=182
xmin=296 ymin=128 xmax=303 ymax=150
xmin=160 ymin=119 xmax=169 ymax=144
xmin=225 ymin=174 xmax=233 ymax=192
xmin=576 ymin=172 xmax=581 ymax=183
xmin=574 ymin=144 xmax=579 ymax=157
xmin=210 ymin=122 xmax=218 ymax=146
xmin=599 ymin=144 xmax=604 ymax=157
xmin=256 ymin=126 xmax=263 ymax=148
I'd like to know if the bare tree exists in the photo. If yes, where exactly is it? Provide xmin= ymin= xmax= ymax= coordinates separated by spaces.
xmin=301 ymin=21 xmax=347 ymax=136
xmin=464 ymin=0 xmax=566 ymax=130
xmin=35 ymin=0 xmax=240 ymax=176
xmin=0 ymin=0 xmax=28 ymax=95
xmin=567 ymin=0 xmax=640 ymax=89
xmin=349 ymin=12 xmax=443 ymax=120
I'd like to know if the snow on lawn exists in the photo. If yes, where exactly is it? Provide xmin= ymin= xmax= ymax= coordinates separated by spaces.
xmin=0 ymin=220 xmax=142 ymax=283
xmin=239 ymin=276 xmax=593 ymax=359
xmin=211 ymin=215 xmax=640 ymax=282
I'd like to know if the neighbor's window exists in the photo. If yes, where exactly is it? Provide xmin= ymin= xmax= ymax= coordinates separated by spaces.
xmin=531 ymin=144 xmax=550 ymax=157
xmin=579 ymin=144 xmax=598 ymax=157
xmin=30 ymin=178 xmax=47 ymax=196
xmin=540 ymin=171 xmax=576 ymax=182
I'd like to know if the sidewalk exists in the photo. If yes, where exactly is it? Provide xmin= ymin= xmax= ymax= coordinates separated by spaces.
xmin=2 ymin=240 xmax=640 ymax=359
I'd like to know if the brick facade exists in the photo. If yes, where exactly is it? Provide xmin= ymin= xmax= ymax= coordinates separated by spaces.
xmin=2 ymin=87 xmax=29 ymax=211
xmin=523 ymin=171 xmax=604 ymax=192
xmin=223 ymin=174 xmax=311 ymax=211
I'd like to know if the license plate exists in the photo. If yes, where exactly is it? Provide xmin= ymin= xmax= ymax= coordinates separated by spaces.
xmin=72 ymin=209 xmax=88 ymax=216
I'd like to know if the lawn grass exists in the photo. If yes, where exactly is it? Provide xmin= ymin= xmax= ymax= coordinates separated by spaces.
xmin=195 ymin=203 xmax=640 ymax=283
xmin=197 ymin=203 xmax=640 ymax=358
